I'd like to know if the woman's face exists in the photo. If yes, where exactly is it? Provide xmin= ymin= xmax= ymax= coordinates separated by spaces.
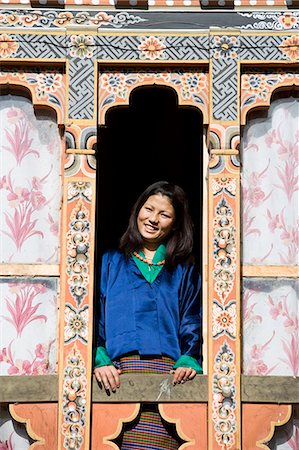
xmin=137 ymin=193 xmax=175 ymax=247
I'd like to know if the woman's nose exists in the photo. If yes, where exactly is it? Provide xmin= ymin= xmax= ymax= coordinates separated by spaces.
xmin=149 ymin=213 xmax=158 ymax=223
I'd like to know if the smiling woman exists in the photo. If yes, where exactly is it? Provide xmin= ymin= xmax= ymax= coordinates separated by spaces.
xmin=94 ymin=181 xmax=203 ymax=448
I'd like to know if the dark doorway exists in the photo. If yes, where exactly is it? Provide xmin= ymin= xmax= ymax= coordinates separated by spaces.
xmin=95 ymin=85 xmax=203 ymax=271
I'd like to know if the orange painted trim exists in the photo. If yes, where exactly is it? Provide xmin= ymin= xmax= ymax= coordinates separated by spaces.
xmin=256 ymin=405 xmax=292 ymax=449
xmin=159 ymin=404 xmax=195 ymax=448
xmin=103 ymin=404 xmax=140 ymax=447
xmin=9 ymin=404 xmax=45 ymax=449
xmin=0 ymin=73 xmax=66 ymax=125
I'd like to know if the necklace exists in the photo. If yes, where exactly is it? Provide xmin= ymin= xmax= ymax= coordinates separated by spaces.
xmin=133 ymin=251 xmax=165 ymax=267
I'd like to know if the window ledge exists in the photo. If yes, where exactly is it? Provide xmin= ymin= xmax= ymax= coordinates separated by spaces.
xmin=0 ymin=374 xmax=298 ymax=404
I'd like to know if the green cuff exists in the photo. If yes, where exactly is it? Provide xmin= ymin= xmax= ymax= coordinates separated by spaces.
xmin=173 ymin=355 xmax=203 ymax=374
xmin=94 ymin=346 xmax=114 ymax=368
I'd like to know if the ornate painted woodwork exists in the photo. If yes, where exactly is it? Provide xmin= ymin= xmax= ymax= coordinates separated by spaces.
xmin=0 ymin=3 xmax=298 ymax=450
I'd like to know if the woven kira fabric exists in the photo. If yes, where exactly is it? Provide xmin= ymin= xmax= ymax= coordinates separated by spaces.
xmin=114 ymin=355 xmax=180 ymax=450
xmin=114 ymin=354 xmax=175 ymax=373
xmin=121 ymin=406 xmax=179 ymax=450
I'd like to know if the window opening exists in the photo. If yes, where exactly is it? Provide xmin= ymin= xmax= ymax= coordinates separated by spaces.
xmin=95 ymin=85 xmax=203 ymax=271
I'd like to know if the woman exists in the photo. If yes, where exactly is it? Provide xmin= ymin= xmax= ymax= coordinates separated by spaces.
xmin=94 ymin=181 xmax=202 ymax=448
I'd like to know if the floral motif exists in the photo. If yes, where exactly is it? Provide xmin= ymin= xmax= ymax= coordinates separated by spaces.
xmin=62 ymin=344 xmax=87 ymax=450
xmin=243 ymin=281 xmax=299 ymax=376
xmin=213 ymin=300 xmax=236 ymax=339
xmin=287 ymin=426 xmax=299 ymax=450
xmin=244 ymin=332 xmax=278 ymax=376
xmin=238 ymin=12 xmax=299 ymax=31
xmin=213 ymin=36 xmax=238 ymax=60
xmin=213 ymin=197 xmax=237 ymax=303
xmin=2 ymin=115 xmax=38 ymax=165
xmin=2 ymin=283 xmax=47 ymax=336
xmin=0 ymin=171 xmax=50 ymax=251
xmin=47 ymin=213 xmax=59 ymax=235
xmin=67 ymin=181 xmax=92 ymax=202
xmin=242 ymin=159 xmax=271 ymax=237
xmin=0 ymin=34 xmax=19 ymax=58
xmin=36 ymin=73 xmax=63 ymax=94
xmin=212 ymin=342 xmax=236 ymax=449
xmin=280 ymin=35 xmax=299 ymax=60
xmin=212 ymin=177 xmax=237 ymax=197
xmin=66 ymin=201 xmax=90 ymax=307
xmin=0 ymin=341 xmax=51 ymax=375
xmin=70 ymin=35 xmax=94 ymax=59
xmin=100 ymin=73 xmax=127 ymax=96
xmin=180 ymin=73 xmax=207 ymax=100
xmin=278 ymin=13 xmax=298 ymax=29
xmin=138 ymin=36 xmax=166 ymax=60
xmin=242 ymin=74 xmax=268 ymax=98
xmin=0 ymin=432 xmax=14 ymax=450
xmin=64 ymin=304 xmax=88 ymax=344
xmin=242 ymin=98 xmax=298 ymax=264
xmin=243 ymin=289 xmax=262 ymax=331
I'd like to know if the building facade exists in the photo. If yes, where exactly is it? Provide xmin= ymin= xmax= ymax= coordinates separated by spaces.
xmin=0 ymin=1 xmax=298 ymax=448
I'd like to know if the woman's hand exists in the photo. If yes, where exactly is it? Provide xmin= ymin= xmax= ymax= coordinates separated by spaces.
xmin=94 ymin=365 xmax=122 ymax=392
xmin=171 ymin=367 xmax=196 ymax=385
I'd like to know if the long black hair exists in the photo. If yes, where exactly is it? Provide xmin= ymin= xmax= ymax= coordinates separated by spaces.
xmin=119 ymin=181 xmax=194 ymax=269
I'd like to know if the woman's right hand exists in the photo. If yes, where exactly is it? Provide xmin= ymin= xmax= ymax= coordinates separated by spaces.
xmin=94 ymin=365 xmax=122 ymax=392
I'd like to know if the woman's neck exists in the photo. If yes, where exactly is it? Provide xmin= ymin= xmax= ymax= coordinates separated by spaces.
xmin=142 ymin=244 xmax=159 ymax=261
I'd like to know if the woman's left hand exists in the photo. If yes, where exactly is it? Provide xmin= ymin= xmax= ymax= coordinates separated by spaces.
xmin=171 ymin=367 xmax=196 ymax=385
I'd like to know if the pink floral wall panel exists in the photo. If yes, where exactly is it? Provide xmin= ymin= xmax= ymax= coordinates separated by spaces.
xmin=0 ymin=278 xmax=58 ymax=376
xmin=243 ymin=278 xmax=299 ymax=376
xmin=0 ymin=96 xmax=61 ymax=263
xmin=241 ymin=98 xmax=298 ymax=265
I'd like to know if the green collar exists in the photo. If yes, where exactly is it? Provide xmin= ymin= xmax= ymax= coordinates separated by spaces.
xmin=132 ymin=244 xmax=166 ymax=283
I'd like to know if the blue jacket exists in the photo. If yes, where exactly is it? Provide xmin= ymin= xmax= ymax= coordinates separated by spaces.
xmin=97 ymin=250 xmax=202 ymax=363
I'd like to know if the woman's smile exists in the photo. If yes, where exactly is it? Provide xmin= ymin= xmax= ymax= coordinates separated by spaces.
xmin=137 ymin=193 xmax=175 ymax=246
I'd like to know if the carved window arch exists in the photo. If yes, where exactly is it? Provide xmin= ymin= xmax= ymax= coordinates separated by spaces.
xmin=96 ymin=67 xmax=209 ymax=373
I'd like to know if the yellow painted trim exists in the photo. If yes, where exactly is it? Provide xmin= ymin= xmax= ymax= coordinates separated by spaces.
xmin=97 ymin=31 xmax=208 ymax=37
xmin=66 ymin=148 xmax=96 ymax=155
xmin=0 ymin=264 xmax=60 ymax=277
xmin=211 ymin=149 xmax=239 ymax=155
xmin=97 ymin=59 xmax=209 ymax=64
xmin=235 ymin=171 xmax=241 ymax=450
xmin=241 ymin=31 xmax=299 ymax=37
xmin=256 ymin=405 xmax=292 ymax=449
xmin=84 ymin=177 xmax=96 ymax=447
xmin=209 ymin=29 xmax=240 ymax=36
xmin=57 ymin=173 xmax=69 ymax=450
xmin=158 ymin=405 xmax=195 ymax=449
xmin=0 ymin=58 xmax=66 ymax=63
xmin=240 ymin=59 xmax=299 ymax=65
xmin=103 ymin=404 xmax=140 ymax=447
xmin=0 ymin=29 xmax=66 ymax=36
xmin=9 ymin=405 xmax=45 ymax=449
xmin=242 ymin=265 xmax=299 ymax=278
xmin=66 ymin=29 xmax=98 ymax=36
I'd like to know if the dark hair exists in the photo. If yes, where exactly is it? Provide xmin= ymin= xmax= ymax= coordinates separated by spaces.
xmin=119 ymin=181 xmax=194 ymax=269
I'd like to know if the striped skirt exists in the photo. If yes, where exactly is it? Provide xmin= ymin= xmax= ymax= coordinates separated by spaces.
xmin=113 ymin=354 xmax=180 ymax=450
